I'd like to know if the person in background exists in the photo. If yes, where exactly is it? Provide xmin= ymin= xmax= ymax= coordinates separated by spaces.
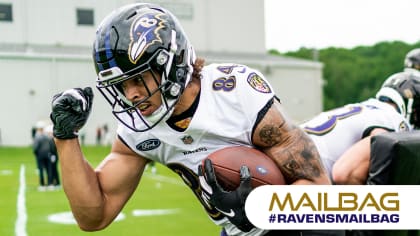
xmin=45 ymin=124 xmax=60 ymax=189
xmin=301 ymin=71 xmax=420 ymax=185
xmin=96 ymin=126 xmax=102 ymax=145
xmin=102 ymin=124 xmax=112 ymax=145
xmin=31 ymin=126 xmax=37 ymax=140
xmin=79 ymin=129 xmax=86 ymax=146
xmin=145 ymin=161 xmax=157 ymax=175
xmin=50 ymin=3 xmax=335 ymax=236
xmin=33 ymin=121 xmax=53 ymax=191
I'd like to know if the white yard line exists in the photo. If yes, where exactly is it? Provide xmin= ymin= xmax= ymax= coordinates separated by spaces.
xmin=15 ymin=164 xmax=27 ymax=236
xmin=143 ymin=172 xmax=184 ymax=186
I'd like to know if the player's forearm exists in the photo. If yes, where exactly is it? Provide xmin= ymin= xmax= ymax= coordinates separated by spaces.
xmin=289 ymin=129 xmax=331 ymax=185
xmin=259 ymin=124 xmax=331 ymax=185
xmin=54 ymin=138 xmax=106 ymax=230
xmin=253 ymin=101 xmax=331 ymax=185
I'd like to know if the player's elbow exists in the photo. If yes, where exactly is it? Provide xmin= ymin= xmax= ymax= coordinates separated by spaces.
xmin=332 ymin=170 xmax=347 ymax=185
xmin=74 ymin=216 xmax=111 ymax=232
xmin=78 ymin=222 xmax=108 ymax=232
xmin=332 ymin=164 xmax=365 ymax=185
xmin=331 ymin=164 xmax=349 ymax=185
xmin=78 ymin=225 xmax=98 ymax=232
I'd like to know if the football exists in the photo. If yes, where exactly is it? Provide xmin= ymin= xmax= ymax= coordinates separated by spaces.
xmin=202 ymin=146 xmax=286 ymax=191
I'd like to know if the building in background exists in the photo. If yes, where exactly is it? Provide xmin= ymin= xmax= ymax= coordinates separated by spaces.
xmin=0 ymin=0 xmax=322 ymax=146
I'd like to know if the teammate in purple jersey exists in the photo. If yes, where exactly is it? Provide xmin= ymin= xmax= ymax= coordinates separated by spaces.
xmin=302 ymin=71 xmax=420 ymax=185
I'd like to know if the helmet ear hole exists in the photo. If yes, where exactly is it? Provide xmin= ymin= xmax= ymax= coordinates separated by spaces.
xmin=154 ymin=50 xmax=169 ymax=69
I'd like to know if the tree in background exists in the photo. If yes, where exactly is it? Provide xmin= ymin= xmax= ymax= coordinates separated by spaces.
xmin=269 ymin=41 xmax=420 ymax=110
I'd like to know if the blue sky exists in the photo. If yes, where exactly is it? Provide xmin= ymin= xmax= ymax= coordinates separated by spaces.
xmin=264 ymin=0 xmax=420 ymax=52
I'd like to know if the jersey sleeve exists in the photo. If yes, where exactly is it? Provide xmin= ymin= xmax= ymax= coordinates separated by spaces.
xmin=203 ymin=63 xmax=277 ymax=142
xmin=361 ymin=108 xmax=411 ymax=135
xmin=234 ymin=65 xmax=276 ymax=124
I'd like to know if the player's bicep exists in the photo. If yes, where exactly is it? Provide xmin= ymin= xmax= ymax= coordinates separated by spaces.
xmin=252 ymin=100 xmax=329 ymax=184
xmin=95 ymin=138 xmax=146 ymax=222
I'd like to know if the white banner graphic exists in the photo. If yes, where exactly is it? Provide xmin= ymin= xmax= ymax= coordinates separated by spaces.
xmin=245 ymin=185 xmax=420 ymax=230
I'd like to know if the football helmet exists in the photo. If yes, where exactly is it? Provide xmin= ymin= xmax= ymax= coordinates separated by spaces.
xmin=93 ymin=3 xmax=196 ymax=132
xmin=376 ymin=71 xmax=420 ymax=128
xmin=404 ymin=48 xmax=420 ymax=73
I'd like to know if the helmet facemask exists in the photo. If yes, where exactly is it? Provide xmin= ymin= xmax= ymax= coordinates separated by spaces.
xmin=97 ymin=44 xmax=184 ymax=132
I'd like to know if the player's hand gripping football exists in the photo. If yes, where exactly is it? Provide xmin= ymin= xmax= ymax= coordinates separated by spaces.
xmin=50 ymin=87 xmax=93 ymax=139
xmin=198 ymin=159 xmax=254 ymax=232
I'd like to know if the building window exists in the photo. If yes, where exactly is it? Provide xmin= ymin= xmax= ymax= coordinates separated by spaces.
xmin=77 ymin=8 xmax=94 ymax=26
xmin=0 ymin=4 xmax=12 ymax=22
xmin=151 ymin=2 xmax=193 ymax=20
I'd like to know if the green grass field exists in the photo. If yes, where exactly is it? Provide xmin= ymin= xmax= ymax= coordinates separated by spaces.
xmin=0 ymin=146 xmax=220 ymax=236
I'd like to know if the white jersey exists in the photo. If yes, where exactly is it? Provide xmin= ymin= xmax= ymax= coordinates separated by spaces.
xmin=118 ymin=63 xmax=275 ymax=236
xmin=300 ymin=98 xmax=411 ymax=179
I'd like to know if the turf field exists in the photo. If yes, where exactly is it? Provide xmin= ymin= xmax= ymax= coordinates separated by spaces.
xmin=0 ymin=146 xmax=220 ymax=236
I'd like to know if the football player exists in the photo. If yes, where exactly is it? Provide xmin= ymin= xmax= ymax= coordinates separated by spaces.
xmin=301 ymin=71 xmax=420 ymax=185
xmin=50 ymin=3 xmax=334 ymax=236
xmin=404 ymin=48 xmax=420 ymax=76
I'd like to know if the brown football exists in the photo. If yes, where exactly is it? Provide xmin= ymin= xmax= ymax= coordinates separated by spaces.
xmin=202 ymin=146 xmax=286 ymax=191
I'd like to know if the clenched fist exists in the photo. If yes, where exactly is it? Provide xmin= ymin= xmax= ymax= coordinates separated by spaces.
xmin=50 ymin=87 xmax=93 ymax=139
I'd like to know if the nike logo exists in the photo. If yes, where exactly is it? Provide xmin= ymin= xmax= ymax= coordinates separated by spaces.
xmin=215 ymin=207 xmax=235 ymax=218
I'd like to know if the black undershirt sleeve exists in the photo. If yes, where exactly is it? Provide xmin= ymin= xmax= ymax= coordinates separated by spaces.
xmin=251 ymin=96 xmax=279 ymax=139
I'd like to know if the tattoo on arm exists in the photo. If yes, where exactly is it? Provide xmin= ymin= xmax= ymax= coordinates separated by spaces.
xmin=259 ymin=124 xmax=283 ymax=146
xmin=258 ymin=123 xmax=323 ymax=183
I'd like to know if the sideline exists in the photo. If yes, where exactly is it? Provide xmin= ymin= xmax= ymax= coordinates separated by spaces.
xmin=15 ymin=164 xmax=27 ymax=236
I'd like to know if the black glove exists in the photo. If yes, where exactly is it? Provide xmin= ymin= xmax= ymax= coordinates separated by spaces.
xmin=50 ymin=87 xmax=93 ymax=139
xmin=198 ymin=159 xmax=254 ymax=232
